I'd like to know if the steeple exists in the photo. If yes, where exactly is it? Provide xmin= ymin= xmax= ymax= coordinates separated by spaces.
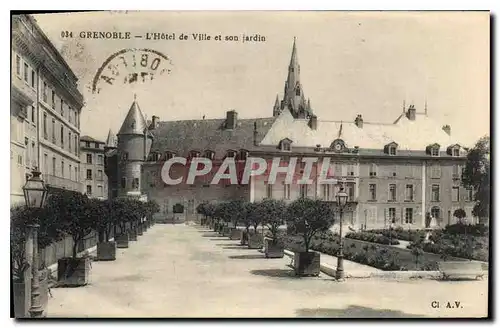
xmin=117 ymin=97 xmax=148 ymax=135
xmin=281 ymin=37 xmax=311 ymax=119
xmin=105 ymin=129 xmax=117 ymax=148
xmin=273 ymin=94 xmax=281 ymax=116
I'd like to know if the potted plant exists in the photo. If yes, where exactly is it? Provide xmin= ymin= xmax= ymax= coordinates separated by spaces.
xmin=144 ymin=199 xmax=160 ymax=229
xmin=94 ymin=199 xmax=117 ymax=261
xmin=286 ymin=198 xmax=335 ymax=276
xmin=226 ymin=200 xmax=245 ymax=240
xmin=49 ymin=191 xmax=95 ymax=287
xmin=240 ymin=202 xmax=257 ymax=245
xmin=260 ymin=199 xmax=287 ymax=258
xmin=114 ymin=199 xmax=131 ymax=248
xmin=248 ymin=202 xmax=264 ymax=249
xmin=204 ymin=203 xmax=215 ymax=229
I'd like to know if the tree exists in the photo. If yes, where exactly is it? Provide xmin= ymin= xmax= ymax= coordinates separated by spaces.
xmin=47 ymin=191 xmax=96 ymax=259
xmin=242 ymin=202 xmax=257 ymax=233
xmin=145 ymin=200 xmax=160 ymax=221
xmin=259 ymin=199 xmax=287 ymax=241
xmin=462 ymin=136 xmax=490 ymax=222
xmin=286 ymin=198 xmax=335 ymax=253
xmin=453 ymin=208 xmax=467 ymax=224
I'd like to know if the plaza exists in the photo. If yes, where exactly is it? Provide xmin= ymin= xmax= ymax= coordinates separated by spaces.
xmin=47 ymin=224 xmax=488 ymax=318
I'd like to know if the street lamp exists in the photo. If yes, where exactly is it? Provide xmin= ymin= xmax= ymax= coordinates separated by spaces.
xmin=335 ymin=185 xmax=348 ymax=281
xmin=22 ymin=168 xmax=48 ymax=318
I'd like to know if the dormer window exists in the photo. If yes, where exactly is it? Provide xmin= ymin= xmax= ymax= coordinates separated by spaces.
xmin=237 ymin=150 xmax=248 ymax=161
xmin=189 ymin=151 xmax=201 ymax=159
xmin=226 ymin=150 xmax=236 ymax=158
xmin=447 ymin=144 xmax=461 ymax=157
xmin=384 ymin=142 xmax=398 ymax=156
xmin=203 ymin=150 xmax=215 ymax=160
xmin=165 ymin=151 xmax=174 ymax=161
xmin=426 ymin=143 xmax=441 ymax=157
xmin=279 ymin=138 xmax=293 ymax=152
xmin=295 ymin=86 xmax=301 ymax=96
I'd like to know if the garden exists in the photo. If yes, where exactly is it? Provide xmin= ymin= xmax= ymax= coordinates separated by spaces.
xmin=10 ymin=190 xmax=160 ymax=317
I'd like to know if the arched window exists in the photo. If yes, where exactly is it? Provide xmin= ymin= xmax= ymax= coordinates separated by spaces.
xmin=226 ymin=150 xmax=236 ymax=158
xmin=165 ymin=151 xmax=174 ymax=160
xmin=203 ymin=150 xmax=215 ymax=160
xmin=238 ymin=150 xmax=248 ymax=161
xmin=189 ymin=150 xmax=200 ymax=159
xmin=431 ymin=206 xmax=441 ymax=220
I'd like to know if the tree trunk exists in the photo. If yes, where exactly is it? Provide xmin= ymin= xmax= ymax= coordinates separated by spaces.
xmin=72 ymin=239 xmax=78 ymax=259
xmin=304 ymin=235 xmax=310 ymax=253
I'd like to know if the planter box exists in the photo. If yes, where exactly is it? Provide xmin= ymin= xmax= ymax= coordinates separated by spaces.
xmin=129 ymin=228 xmax=138 ymax=241
xmin=294 ymin=251 xmax=321 ymax=277
xmin=248 ymin=233 xmax=263 ymax=249
xmin=116 ymin=233 xmax=129 ymax=248
xmin=13 ymin=281 xmax=29 ymax=318
xmin=57 ymin=257 xmax=91 ymax=287
xmin=137 ymin=224 xmax=143 ymax=236
xmin=265 ymin=238 xmax=284 ymax=258
xmin=240 ymin=230 xmax=249 ymax=245
xmin=222 ymin=226 xmax=231 ymax=237
xmin=97 ymin=241 xmax=117 ymax=261
xmin=229 ymin=228 xmax=241 ymax=240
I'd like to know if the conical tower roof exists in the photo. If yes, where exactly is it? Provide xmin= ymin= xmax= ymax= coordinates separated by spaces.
xmin=289 ymin=36 xmax=298 ymax=67
xmin=105 ymin=129 xmax=117 ymax=148
xmin=117 ymin=96 xmax=148 ymax=135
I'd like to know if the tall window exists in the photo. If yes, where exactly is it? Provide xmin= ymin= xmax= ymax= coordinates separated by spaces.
xmin=389 ymin=145 xmax=397 ymax=156
xmin=452 ymin=148 xmax=460 ymax=157
xmin=466 ymin=188 xmax=474 ymax=202
xmin=31 ymin=141 xmax=35 ymax=167
xmin=452 ymin=164 xmax=460 ymax=178
xmin=299 ymin=185 xmax=308 ymax=198
xmin=61 ymin=160 xmax=65 ymax=178
xmin=389 ymin=184 xmax=396 ymax=201
xmin=431 ymin=164 xmax=441 ymax=179
xmin=452 ymin=186 xmax=459 ymax=202
xmin=31 ymin=69 xmax=35 ymax=88
xmin=74 ymin=136 xmax=78 ymax=155
xmin=284 ymin=184 xmax=291 ymax=200
xmin=51 ymin=119 xmax=55 ymax=143
xmin=369 ymin=163 xmax=377 ymax=177
xmin=43 ymin=112 xmax=47 ymax=139
xmin=347 ymin=184 xmax=355 ymax=201
xmin=86 ymin=169 xmax=92 ymax=180
xmin=97 ymin=170 xmax=103 ymax=181
xmin=60 ymin=99 xmax=64 ymax=117
xmin=69 ymin=164 xmax=72 ymax=180
xmin=405 ymin=208 xmax=414 ymax=224
xmin=31 ymin=106 xmax=35 ymax=123
xmin=43 ymin=154 xmax=48 ymax=174
xmin=121 ymin=177 xmax=127 ymax=188
xmin=431 ymin=147 xmax=440 ymax=157
xmin=98 ymin=185 xmax=103 ymax=197
xmin=51 ymin=90 xmax=55 ymax=109
xmin=388 ymin=208 xmax=396 ymax=224
xmin=266 ymin=183 xmax=273 ymax=198
xmin=98 ymin=155 xmax=103 ymax=165
xmin=15 ymin=55 xmax=21 ymax=76
xmin=69 ymin=132 xmax=72 ymax=151
xmin=369 ymin=184 xmax=376 ymax=201
xmin=86 ymin=185 xmax=92 ymax=195
xmin=74 ymin=167 xmax=78 ymax=182
xmin=405 ymin=184 xmax=414 ymax=201
xmin=133 ymin=178 xmax=139 ymax=190
xmin=43 ymin=82 xmax=47 ymax=102
xmin=60 ymin=126 xmax=64 ymax=148
xmin=23 ymin=63 xmax=28 ymax=82
xmin=87 ymin=153 xmax=92 ymax=164
xmin=52 ymin=157 xmax=56 ymax=175
xmin=347 ymin=164 xmax=354 ymax=176
xmin=334 ymin=163 xmax=342 ymax=176
xmin=24 ymin=137 xmax=29 ymax=164
xmin=322 ymin=184 xmax=331 ymax=201
xmin=431 ymin=184 xmax=440 ymax=202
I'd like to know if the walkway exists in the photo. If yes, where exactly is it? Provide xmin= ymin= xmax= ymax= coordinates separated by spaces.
xmin=47 ymin=224 xmax=488 ymax=318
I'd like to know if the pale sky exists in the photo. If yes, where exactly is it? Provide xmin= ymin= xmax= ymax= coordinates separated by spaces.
xmin=33 ymin=11 xmax=489 ymax=145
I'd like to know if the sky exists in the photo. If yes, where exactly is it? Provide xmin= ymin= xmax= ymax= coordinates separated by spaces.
xmin=33 ymin=11 xmax=490 ymax=145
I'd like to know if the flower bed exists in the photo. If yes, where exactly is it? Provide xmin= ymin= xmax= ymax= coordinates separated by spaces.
xmin=408 ymin=232 xmax=489 ymax=262
xmin=345 ymin=231 xmax=400 ymax=245
xmin=283 ymin=231 xmax=441 ymax=271
xmin=366 ymin=228 xmax=426 ymax=243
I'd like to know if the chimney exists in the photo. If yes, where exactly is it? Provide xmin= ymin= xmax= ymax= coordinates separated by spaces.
xmin=308 ymin=115 xmax=318 ymax=130
xmin=442 ymin=124 xmax=451 ymax=135
xmin=226 ymin=110 xmax=237 ymax=129
xmin=151 ymin=115 xmax=159 ymax=129
xmin=406 ymin=104 xmax=416 ymax=121
xmin=354 ymin=114 xmax=363 ymax=128
xmin=253 ymin=121 xmax=258 ymax=146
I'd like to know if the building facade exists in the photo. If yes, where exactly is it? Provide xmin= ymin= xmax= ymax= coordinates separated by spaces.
xmin=11 ymin=14 xmax=84 ymax=205
xmin=80 ymin=136 xmax=108 ymax=199
xmin=106 ymin=39 xmax=477 ymax=229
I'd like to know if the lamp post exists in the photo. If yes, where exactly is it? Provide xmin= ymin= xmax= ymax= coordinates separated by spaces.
xmin=22 ymin=168 xmax=48 ymax=318
xmin=335 ymin=185 xmax=348 ymax=281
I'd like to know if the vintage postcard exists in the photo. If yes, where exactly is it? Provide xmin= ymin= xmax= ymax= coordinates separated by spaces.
xmin=10 ymin=11 xmax=490 ymax=318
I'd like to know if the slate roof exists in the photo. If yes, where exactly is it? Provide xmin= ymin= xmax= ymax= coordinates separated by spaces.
xmin=150 ymin=117 xmax=276 ymax=158
xmin=260 ymin=108 xmax=465 ymax=154
xmin=105 ymin=129 xmax=117 ymax=148
xmin=81 ymin=135 xmax=104 ymax=143
xmin=117 ymin=100 xmax=149 ymax=135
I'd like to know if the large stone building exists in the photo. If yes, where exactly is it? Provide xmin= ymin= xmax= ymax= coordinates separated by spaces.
xmin=11 ymin=14 xmax=84 ymax=205
xmin=80 ymin=136 xmax=108 ymax=199
xmin=105 ymin=39 xmax=476 ymax=229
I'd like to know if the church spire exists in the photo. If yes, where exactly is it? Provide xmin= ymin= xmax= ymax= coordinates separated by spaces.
xmin=273 ymin=94 xmax=281 ymax=117
xmin=105 ymin=129 xmax=117 ymax=148
xmin=281 ymin=37 xmax=311 ymax=119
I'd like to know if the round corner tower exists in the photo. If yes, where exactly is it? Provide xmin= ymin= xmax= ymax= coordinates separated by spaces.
xmin=116 ymin=98 xmax=153 ymax=198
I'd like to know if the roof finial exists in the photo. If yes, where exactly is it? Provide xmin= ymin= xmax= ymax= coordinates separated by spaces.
xmin=134 ymin=93 xmax=137 ymax=102
xmin=403 ymin=100 xmax=406 ymax=113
